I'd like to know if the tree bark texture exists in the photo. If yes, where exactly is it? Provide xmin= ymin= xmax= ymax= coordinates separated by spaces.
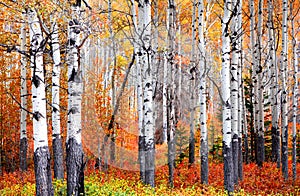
xmin=34 ymin=147 xmax=53 ymax=196
xmin=66 ymin=138 xmax=84 ymax=196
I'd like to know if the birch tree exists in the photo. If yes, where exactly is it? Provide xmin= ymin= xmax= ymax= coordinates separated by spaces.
xmin=237 ymin=0 xmax=243 ymax=180
xmin=290 ymin=0 xmax=298 ymax=181
xmin=256 ymin=0 xmax=265 ymax=167
xmin=28 ymin=8 xmax=53 ymax=196
xmin=189 ymin=0 xmax=197 ymax=165
xmin=131 ymin=0 xmax=146 ymax=183
xmin=167 ymin=0 xmax=176 ymax=187
xmin=51 ymin=15 xmax=64 ymax=180
xmin=20 ymin=10 xmax=27 ymax=172
xmin=230 ymin=0 xmax=239 ymax=183
xmin=198 ymin=0 xmax=208 ymax=184
xmin=222 ymin=0 xmax=234 ymax=192
xmin=138 ymin=0 xmax=155 ymax=187
xmin=267 ymin=0 xmax=280 ymax=168
xmin=280 ymin=0 xmax=288 ymax=180
xmin=66 ymin=1 xmax=85 ymax=194
xmin=108 ymin=0 xmax=117 ymax=163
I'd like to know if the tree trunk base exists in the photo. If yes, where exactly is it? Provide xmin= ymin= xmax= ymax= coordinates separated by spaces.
xmin=34 ymin=146 xmax=53 ymax=196
xmin=20 ymin=137 xmax=28 ymax=171
xmin=66 ymin=138 xmax=84 ymax=196
xmin=53 ymin=135 xmax=64 ymax=179
xmin=223 ymin=143 xmax=234 ymax=193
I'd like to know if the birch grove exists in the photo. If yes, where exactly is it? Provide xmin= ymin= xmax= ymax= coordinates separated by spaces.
xmin=0 ymin=0 xmax=299 ymax=194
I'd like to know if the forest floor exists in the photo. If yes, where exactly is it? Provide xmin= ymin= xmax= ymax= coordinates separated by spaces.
xmin=0 ymin=159 xmax=299 ymax=195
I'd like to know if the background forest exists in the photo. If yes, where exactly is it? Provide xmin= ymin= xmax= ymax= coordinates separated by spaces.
xmin=0 ymin=0 xmax=299 ymax=195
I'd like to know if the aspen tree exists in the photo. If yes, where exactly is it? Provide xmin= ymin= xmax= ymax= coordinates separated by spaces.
xmin=20 ymin=10 xmax=27 ymax=172
xmin=198 ymin=0 xmax=208 ymax=184
xmin=221 ymin=0 xmax=234 ymax=193
xmin=138 ymin=0 xmax=155 ymax=187
xmin=267 ymin=0 xmax=280 ymax=168
xmin=51 ymin=15 xmax=64 ymax=180
xmin=291 ymin=0 xmax=298 ymax=181
xmin=28 ymin=8 xmax=53 ymax=196
xmin=281 ymin=0 xmax=288 ymax=180
xmin=66 ymin=1 xmax=84 ymax=194
xmin=230 ymin=0 xmax=239 ymax=183
xmin=237 ymin=0 xmax=243 ymax=181
xmin=189 ymin=0 xmax=197 ymax=165
xmin=132 ymin=0 xmax=146 ymax=183
xmin=221 ymin=0 xmax=234 ymax=192
xmin=167 ymin=0 xmax=176 ymax=187
xmin=256 ymin=0 xmax=265 ymax=167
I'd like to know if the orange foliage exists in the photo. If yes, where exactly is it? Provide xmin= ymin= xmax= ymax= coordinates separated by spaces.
xmin=3 ymin=159 xmax=299 ymax=195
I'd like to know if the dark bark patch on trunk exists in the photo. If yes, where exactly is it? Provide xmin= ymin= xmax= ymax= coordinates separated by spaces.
xmin=238 ymin=137 xmax=243 ymax=181
xmin=139 ymin=135 xmax=146 ymax=183
xmin=281 ymin=125 xmax=288 ymax=180
xmin=168 ymin=137 xmax=175 ymax=187
xmin=145 ymin=148 xmax=155 ymax=187
xmin=53 ymin=136 xmax=64 ymax=179
xmin=34 ymin=146 xmax=53 ymax=196
xmin=271 ymin=126 xmax=280 ymax=166
xmin=66 ymin=138 xmax=84 ymax=196
xmin=189 ymin=136 xmax=195 ymax=165
xmin=256 ymin=133 xmax=265 ymax=167
xmin=223 ymin=142 xmax=234 ymax=194
xmin=20 ymin=137 xmax=28 ymax=171
xmin=232 ymin=134 xmax=239 ymax=184
xmin=201 ymin=140 xmax=208 ymax=184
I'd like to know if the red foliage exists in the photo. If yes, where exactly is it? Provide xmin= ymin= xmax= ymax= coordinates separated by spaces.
xmin=1 ymin=159 xmax=300 ymax=195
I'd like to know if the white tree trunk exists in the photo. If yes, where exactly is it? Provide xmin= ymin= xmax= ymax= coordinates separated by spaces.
xmin=28 ymin=9 xmax=53 ymax=196
xmin=51 ymin=17 xmax=64 ymax=180
xmin=249 ymin=0 xmax=258 ymax=146
xmin=20 ymin=11 xmax=28 ymax=172
xmin=291 ymin=0 xmax=298 ymax=181
xmin=163 ymin=52 xmax=168 ymax=144
xmin=256 ymin=0 xmax=265 ymax=167
xmin=138 ymin=0 xmax=155 ymax=187
xmin=231 ymin=0 xmax=240 ymax=183
xmin=281 ymin=0 xmax=288 ymax=180
xmin=198 ymin=0 xmax=208 ymax=184
xmin=237 ymin=0 xmax=243 ymax=181
xmin=167 ymin=0 xmax=176 ymax=187
xmin=132 ymin=0 xmax=146 ymax=183
xmin=221 ymin=0 xmax=234 ymax=193
xmin=188 ymin=0 xmax=197 ymax=165
xmin=108 ymin=0 xmax=117 ymax=164
xmin=66 ymin=5 xmax=84 ymax=195
xmin=267 ymin=0 xmax=280 ymax=168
